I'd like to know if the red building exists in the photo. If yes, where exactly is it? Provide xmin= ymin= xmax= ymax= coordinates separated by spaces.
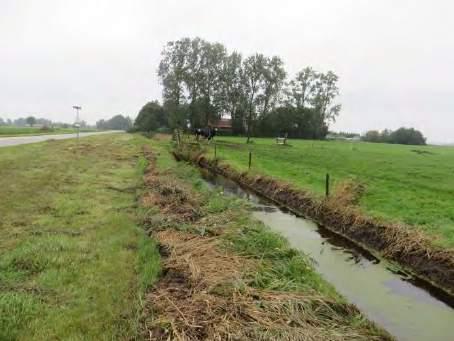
xmin=209 ymin=118 xmax=232 ymax=134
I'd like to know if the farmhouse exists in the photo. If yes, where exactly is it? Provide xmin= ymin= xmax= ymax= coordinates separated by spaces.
xmin=209 ymin=118 xmax=232 ymax=134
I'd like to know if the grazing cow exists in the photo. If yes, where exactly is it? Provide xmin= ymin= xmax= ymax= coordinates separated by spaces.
xmin=195 ymin=127 xmax=217 ymax=142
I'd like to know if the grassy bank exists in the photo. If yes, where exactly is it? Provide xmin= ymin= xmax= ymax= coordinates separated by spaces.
xmin=200 ymin=136 xmax=454 ymax=248
xmin=0 ymin=134 xmax=159 ymax=340
xmin=140 ymin=136 xmax=390 ymax=340
xmin=0 ymin=126 xmax=97 ymax=137
xmin=0 ymin=132 xmax=391 ymax=339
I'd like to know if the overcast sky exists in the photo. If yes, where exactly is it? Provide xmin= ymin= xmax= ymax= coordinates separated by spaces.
xmin=1 ymin=0 xmax=453 ymax=142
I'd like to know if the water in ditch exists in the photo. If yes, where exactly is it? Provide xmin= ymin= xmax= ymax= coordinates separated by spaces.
xmin=200 ymin=170 xmax=454 ymax=341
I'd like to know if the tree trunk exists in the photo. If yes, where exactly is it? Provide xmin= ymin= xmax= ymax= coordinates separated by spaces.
xmin=176 ymin=128 xmax=181 ymax=147
xmin=246 ymin=109 xmax=252 ymax=143
xmin=205 ymin=96 xmax=210 ymax=126
xmin=246 ymin=88 xmax=255 ymax=143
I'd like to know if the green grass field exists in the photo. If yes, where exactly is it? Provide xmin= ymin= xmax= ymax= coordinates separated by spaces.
xmin=149 ymin=137 xmax=340 ymax=297
xmin=0 ymin=126 xmax=97 ymax=136
xmin=0 ymin=134 xmax=159 ymax=340
xmin=0 ymin=133 xmax=389 ymax=339
xmin=203 ymin=136 xmax=454 ymax=248
xmin=139 ymin=136 xmax=388 ymax=339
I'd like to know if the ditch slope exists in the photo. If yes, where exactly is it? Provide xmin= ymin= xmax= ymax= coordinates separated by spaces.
xmin=140 ymin=144 xmax=389 ymax=340
xmin=173 ymin=145 xmax=454 ymax=296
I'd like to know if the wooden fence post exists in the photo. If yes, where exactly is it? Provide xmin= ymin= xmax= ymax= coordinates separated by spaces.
xmin=214 ymin=143 xmax=217 ymax=160
xmin=325 ymin=173 xmax=330 ymax=197
xmin=248 ymin=151 xmax=252 ymax=170
xmin=176 ymin=129 xmax=181 ymax=147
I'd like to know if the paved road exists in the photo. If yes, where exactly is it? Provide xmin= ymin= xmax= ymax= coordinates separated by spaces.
xmin=0 ymin=131 xmax=123 ymax=148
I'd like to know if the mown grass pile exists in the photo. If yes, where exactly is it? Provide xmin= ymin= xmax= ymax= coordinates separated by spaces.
xmin=140 ymin=138 xmax=390 ymax=340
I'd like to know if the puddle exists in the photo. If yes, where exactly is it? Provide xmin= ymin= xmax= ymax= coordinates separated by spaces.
xmin=201 ymin=170 xmax=454 ymax=341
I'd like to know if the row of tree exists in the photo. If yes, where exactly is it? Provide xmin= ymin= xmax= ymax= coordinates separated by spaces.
xmin=0 ymin=116 xmax=92 ymax=128
xmin=1 ymin=114 xmax=132 ymax=131
xmin=151 ymin=37 xmax=341 ymax=141
xmin=362 ymin=128 xmax=426 ymax=145
xmin=0 ymin=116 xmax=51 ymax=127
xmin=133 ymin=38 xmax=427 ymax=145
xmin=96 ymin=115 xmax=132 ymax=130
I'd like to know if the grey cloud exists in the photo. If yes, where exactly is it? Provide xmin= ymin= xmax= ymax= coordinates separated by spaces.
xmin=1 ymin=0 xmax=452 ymax=142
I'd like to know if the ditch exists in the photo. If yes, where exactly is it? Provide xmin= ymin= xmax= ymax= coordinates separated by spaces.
xmin=200 ymin=169 xmax=454 ymax=341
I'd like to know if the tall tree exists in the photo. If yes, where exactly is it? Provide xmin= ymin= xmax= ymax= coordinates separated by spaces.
xmin=199 ymin=41 xmax=227 ymax=125
xmin=312 ymin=71 xmax=341 ymax=124
xmin=287 ymin=67 xmax=318 ymax=108
xmin=158 ymin=37 xmax=229 ymax=129
xmin=158 ymin=40 xmax=188 ymax=111
xmin=158 ymin=39 xmax=191 ymax=143
xmin=284 ymin=69 xmax=341 ymax=139
xmin=134 ymin=101 xmax=168 ymax=131
xmin=182 ymin=37 xmax=203 ymax=128
xmin=242 ymin=54 xmax=267 ymax=143
xmin=260 ymin=56 xmax=286 ymax=115
xmin=220 ymin=51 xmax=245 ymax=133
xmin=241 ymin=54 xmax=286 ymax=142
xmin=26 ymin=116 xmax=36 ymax=127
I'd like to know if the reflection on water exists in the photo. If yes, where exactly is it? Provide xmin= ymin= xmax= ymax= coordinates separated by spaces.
xmin=201 ymin=170 xmax=454 ymax=341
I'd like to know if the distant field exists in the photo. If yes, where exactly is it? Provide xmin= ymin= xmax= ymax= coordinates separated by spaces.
xmin=203 ymin=136 xmax=454 ymax=247
xmin=0 ymin=126 xmax=97 ymax=136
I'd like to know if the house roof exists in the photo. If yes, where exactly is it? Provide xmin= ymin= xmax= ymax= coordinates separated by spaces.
xmin=210 ymin=119 xmax=232 ymax=129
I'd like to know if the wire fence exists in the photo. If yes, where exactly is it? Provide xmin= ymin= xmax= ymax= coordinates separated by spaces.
xmin=180 ymin=138 xmax=333 ymax=197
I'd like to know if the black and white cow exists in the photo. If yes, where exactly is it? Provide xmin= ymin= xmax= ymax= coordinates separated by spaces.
xmin=195 ymin=127 xmax=217 ymax=141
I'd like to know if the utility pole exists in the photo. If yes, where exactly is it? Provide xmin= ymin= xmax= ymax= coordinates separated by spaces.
xmin=72 ymin=106 xmax=82 ymax=144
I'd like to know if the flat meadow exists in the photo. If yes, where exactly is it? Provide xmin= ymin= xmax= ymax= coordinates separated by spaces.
xmin=0 ymin=133 xmax=389 ymax=340
xmin=205 ymin=136 xmax=454 ymax=248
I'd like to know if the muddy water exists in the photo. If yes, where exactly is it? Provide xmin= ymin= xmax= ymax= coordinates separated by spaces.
xmin=201 ymin=171 xmax=454 ymax=341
